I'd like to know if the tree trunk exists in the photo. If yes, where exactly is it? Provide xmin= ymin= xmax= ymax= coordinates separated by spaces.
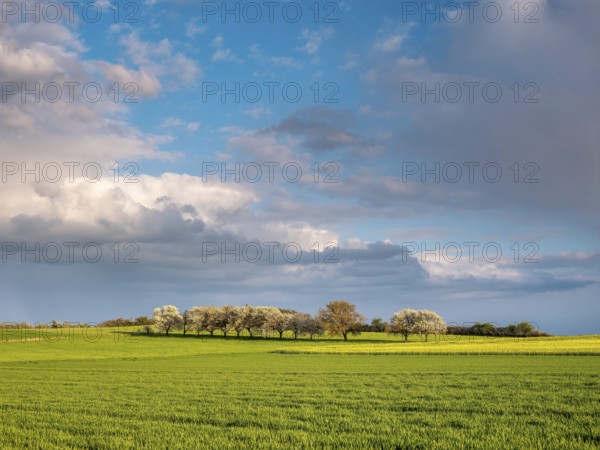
xmin=279 ymin=331 xmax=283 ymax=339
xmin=343 ymin=332 xmax=348 ymax=341
xmin=209 ymin=330 xmax=214 ymax=336
xmin=425 ymin=334 xmax=428 ymax=342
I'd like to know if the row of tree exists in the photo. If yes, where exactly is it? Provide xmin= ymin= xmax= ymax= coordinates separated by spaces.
xmin=151 ymin=302 xmax=450 ymax=341
xmin=2 ymin=304 xmax=544 ymax=340
xmin=387 ymin=309 xmax=447 ymax=342
xmin=447 ymin=322 xmax=547 ymax=337
xmin=98 ymin=317 xmax=154 ymax=328
xmin=152 ymin=304 xmax=328 ymax=340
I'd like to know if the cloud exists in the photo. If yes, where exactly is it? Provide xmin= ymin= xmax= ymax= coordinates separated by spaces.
xmin=374 ymin=33 xmax=405 ymax=53
xmin=210 ymin=34 xmax=237 ymax=62
xmin=297 ymin=27 xmax=334 ymax=55
xmin=97 ymin=62 xmax=161 ymax=97
xmin=248 ymin=44 xmax=304 ymax=69
xmin=265 ymin=108 xmax=382 ymax=156
xmin=120 ymin=30 xmax=202 ymax=87
xmin=0 ymin=19 xmax=175 ymax=163
xmin=162 ymin=117 xmax=184 ymax=127
xmin=2 ymin=0 xmax=598 ymax=334
xmin=184 ymin=20 xmax=207 ymax=38
xmin=339 ymin=52 xmax=359 ymax=70
xmin=161 ymin=117 xmax=200 ymax=131
xmin=359 ymin=1 xmax=600 ymax=221
xmin=243 ymin=106 xmax=272 ymax=119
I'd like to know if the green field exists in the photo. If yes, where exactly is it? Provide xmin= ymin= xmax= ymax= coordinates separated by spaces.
xmin=1 ymin=331 xmax=599 ymax=449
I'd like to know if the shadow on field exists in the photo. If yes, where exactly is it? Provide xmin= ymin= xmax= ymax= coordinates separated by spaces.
xmin=108 ymin=330 xmax=407 ymax=344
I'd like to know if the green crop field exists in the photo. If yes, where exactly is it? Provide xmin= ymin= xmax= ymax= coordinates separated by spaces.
xmin=1 ymin=331 xmax=599 ymax=449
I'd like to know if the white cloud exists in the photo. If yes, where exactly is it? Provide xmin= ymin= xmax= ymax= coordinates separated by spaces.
xmin=211 ymin=34 xmax=236 ymax=62
xmin=243 ymin=106 xmax=272 ymax=119
xmin=212 ymin=48 xmax=234 ymax=62
xmin=339 ymin=52 xmax=358 ymax=70
xmin=98 ymin=62 xmax=161 ymax=97
xmin=185 ymin=20 xmax=207 ymax=39
xmin=161 ymin=117 xmax=200 ymax=132
xmin=297 ymin=27 xmax=334 ymax=55
xmin=248 ymin=44 xmax=303 ymax=69
xmin=374 ymin=34 xmax=406 ymax=53
xmin=120 ymin=31 xmax=202 ymax=88
xmin=162 ymin=117 xmax=184 ymax=127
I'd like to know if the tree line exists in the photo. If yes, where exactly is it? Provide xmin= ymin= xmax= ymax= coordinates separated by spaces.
xmin=447 ymin=322 xmax=548 ymax=337
xmin=149 ymin=302 xmax=451 ymax=341
xmin=2 ymin=301 xmax=546 ymax=339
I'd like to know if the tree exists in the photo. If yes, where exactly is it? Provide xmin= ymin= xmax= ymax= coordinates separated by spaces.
xmin=388 ymin=309 xmax=446 ymax=342
xmin=388 ymin=309 xmax=420 ymax=341
xmin=471 ymin=322 xmax=497 ymax=336
xmin=204 ymin=306 xmax=220 ymax=336
xmin=287 ymin=313 xmax=324 ymax=340
xmin=416 ymin=310 xmax=446 ymax=342
xmin=242 ymin=306 xmax=275 ymax=337
xmin=318 ymin=300 xmax=366 ymax=341
xmin=288 ymin=313 xmax=310 ymax=339
xmin=231 ymin=306 xmax=246 ymax=338
xmin=181 ymin=310 xmax=194 ymax=336
xmin=213 ymin=305 xmax=239 ymax=337
xmin=152 ymin=305 xmax=183 ymax=336
xmin=134 ymin=316 xmax=153 ymax=326
xmin=187 ymin=306 xmax=208 ymax=336
xmin=515 ymin=321 xmax=535 ymax=337
xmin=369 ymin=318 xmax=386 ymax=332
xmin=238 ymin=305 xmax=256 ymax=337
xmin=265 ymin=311 xmax=292 ymax=339
xmin=98 ymin=318 xmax=134 ymax=327
xmin=187 ymin=306 xmax=219 ymax=336
xmin=304 ymin=315 xmax=325 ymax=340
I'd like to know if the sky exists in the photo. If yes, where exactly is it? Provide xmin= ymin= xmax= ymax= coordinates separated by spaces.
xmin=0 ymin=0 xmax=598 ymax=334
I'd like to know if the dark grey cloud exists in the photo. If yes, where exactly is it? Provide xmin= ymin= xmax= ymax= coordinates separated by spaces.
xmin=264 ymin=107 xmax=381 ymax=156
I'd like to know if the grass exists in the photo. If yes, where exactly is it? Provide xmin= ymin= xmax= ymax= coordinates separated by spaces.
xmin=273 ymin=334 xmax=600 ymax=355
xmin=0 ymin=330 xmax=599 ymax=449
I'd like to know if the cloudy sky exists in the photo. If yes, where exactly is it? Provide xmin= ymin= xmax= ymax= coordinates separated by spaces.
xmin=1 ymin=0 xmax=598 ymax=334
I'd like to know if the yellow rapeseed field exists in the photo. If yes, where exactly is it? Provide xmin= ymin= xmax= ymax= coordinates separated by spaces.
xmin=275 ymin=335 xmax=600 ymax=355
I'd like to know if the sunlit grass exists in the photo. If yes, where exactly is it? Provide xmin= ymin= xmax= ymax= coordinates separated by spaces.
xmin=0 ymin=330 xmax=599 ymax=448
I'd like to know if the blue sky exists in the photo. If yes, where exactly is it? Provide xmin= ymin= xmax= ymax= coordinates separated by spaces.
xmin=0 ymin=0 xmax=598 ymax=334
